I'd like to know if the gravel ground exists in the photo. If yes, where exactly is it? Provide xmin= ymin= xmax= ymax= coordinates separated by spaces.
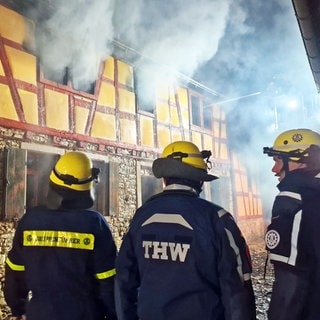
xmin=251 ymin=243 xmax=274 ymax=320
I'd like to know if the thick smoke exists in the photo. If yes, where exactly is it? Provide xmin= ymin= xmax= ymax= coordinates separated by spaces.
xmin=192 ymin=0 xmax=319 ymax=219
xmin=25 ymin=0 xmax=249 ymax=93
xmin=23 ymin=0 xmax=319 ymax=219
xmin=26 ymin=0 xmax=115 ymax=91
xmin=113 ymin=0 xmax=232 ymax=78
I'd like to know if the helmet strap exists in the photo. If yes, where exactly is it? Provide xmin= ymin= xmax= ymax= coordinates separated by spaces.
xmin=166 ymin=150 xmax=212 ymax=171
xmin=281 ymin=157 xmax=289 ymax=174
xmin=166 ymin=152 xmax=188 ymax=161
xmin=201 ymin=150 xmax=212 ymax=169
xmin=52 ymin=167 xmax=101 ymax=186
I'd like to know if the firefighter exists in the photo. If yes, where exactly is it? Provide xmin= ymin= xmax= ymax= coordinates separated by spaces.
xmin=115 ymin=141 xmax=256 ymax=320
xmin=3 ymin=151 xmax=118 ymax=320
xmin=263 ymin=128 xmax=320 ymax=320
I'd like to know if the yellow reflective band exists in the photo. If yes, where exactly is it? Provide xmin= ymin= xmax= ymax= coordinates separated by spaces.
xmin=5 ymin=257 xmax=25 ymax=271
xmin=23 ymin=230 xmax=95 ymax=250
xmin=95 ymin=268 xmax=116 ymax=280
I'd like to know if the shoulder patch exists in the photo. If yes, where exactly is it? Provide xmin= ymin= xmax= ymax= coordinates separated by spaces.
xmin=265 ymin=229 xmax=280 ymax=249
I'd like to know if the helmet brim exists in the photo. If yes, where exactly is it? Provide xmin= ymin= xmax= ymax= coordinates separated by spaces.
xmin=152 ymin=158 xmax=218 ymax=181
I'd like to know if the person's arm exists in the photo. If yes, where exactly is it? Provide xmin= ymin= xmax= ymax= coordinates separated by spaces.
xmin=266 ymin=188 xmax=302 ymax=265
xmin=115 ymin=229 xmax=140 ymax=320
xmin=217 ymin=210 xmax=256 ymax=320
xmin=4 ymin=225 xmax=29 ymax=318
xmin=92 ymin=215 xmax=118 ymax=320
xmin=265 ymin=187 xmax=309 ymax=320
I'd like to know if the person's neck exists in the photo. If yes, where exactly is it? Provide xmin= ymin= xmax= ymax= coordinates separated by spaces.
xmin=164 ymin=184 xmax=198 ymax=195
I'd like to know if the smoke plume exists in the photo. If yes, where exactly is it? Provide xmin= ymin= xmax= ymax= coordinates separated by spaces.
xmin=22 ymin=0 xmax=319 ymax=219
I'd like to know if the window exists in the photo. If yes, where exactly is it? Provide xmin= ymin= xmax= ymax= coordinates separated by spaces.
xmin=135 ymin=67 xmax=156 ymax=113
xmin=190 ymin=94 xmax=213 ymax=130
xmin=1 ymin=149 xmax=112 ymax=221
xmin=204 ymin=104 xmax=212 ymax=130
xmin=191 ymin=95 xmax=201 ymax=126
xmin=26 ymin=151 xmax=60 ymax=210
xmin=41 ymin=65 xmax=95 ymax=94
xmin=26 ymin=154 xmax=110 ymax=215
xmin=141 ymin=175 xmax=162 ymax=204
xmin=91 ymin=160 xmax=109 ymax=216
xmin=1 ymin=149 xmax=60 ymax=220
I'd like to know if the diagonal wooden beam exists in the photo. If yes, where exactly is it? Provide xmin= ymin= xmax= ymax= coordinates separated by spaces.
xmin=0 ymin=37 xmax=26 ymax=122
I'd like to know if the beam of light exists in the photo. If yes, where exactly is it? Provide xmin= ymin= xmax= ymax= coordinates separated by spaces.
xmin=203 ymin=91 xmax=261 ymax=108
xmin=216 ymin=91 xmax=262 ymax=105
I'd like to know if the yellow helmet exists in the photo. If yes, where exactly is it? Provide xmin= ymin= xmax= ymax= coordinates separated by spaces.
xmin=152 ymin=141 xmax=218 ymax=181
xmin=161 ymin=141 xmax=208 ymax=170
xmin=49 ymin=152 xmax=100 ymax=192
xmin=264 ymin=128 xmax=320 ymax=161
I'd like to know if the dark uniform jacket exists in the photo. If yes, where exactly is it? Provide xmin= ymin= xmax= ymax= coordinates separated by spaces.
xmin=115 ymin=184 xmax=256 ymax=320
xmin=4 ymin=205 xmax=117 ymax=320
xmin=265 ymin=168 xmax=320 ymax=320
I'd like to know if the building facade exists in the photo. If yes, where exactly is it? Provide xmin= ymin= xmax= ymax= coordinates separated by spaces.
xmin=0 ymin=5 xmax=266 ymax=315
xmin=0 ymin=4 xmax=264 ymax=244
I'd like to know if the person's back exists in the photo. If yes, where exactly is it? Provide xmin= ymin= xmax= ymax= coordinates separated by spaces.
xmin=118 ymin=188 xmax=254 ymax=320
xmin=4 ymin=152 xmax=117 ymax=320
xmin=11 ymin=206 xmax=116 ymax=320
xmin=116 ymin=141 xmax=256 ymax=320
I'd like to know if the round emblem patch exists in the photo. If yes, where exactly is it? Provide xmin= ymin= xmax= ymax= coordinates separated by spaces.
xmin=292 ymin=133 xmax=303 ymax=143
xmin=265 ymin=230 xmax=280 ymax=249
